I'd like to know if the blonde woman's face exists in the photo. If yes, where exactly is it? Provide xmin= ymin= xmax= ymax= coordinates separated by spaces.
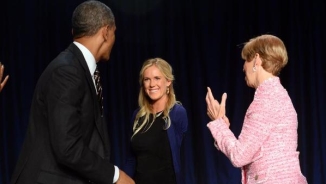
xmin=143 ymin=65 xmax=171 ymax=102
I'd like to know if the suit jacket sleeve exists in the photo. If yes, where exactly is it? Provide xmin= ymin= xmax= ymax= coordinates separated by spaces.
xmin=46 ymin=65 xmax=115 ymax=184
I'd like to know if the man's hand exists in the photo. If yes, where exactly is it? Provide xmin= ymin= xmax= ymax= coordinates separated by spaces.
xmin=116 ymin=170 xmax=135 ymax=184
xmin=0 ymin=62 xmax=9 ymax=92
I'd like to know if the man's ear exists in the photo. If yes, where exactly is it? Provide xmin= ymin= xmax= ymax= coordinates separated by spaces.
xmin=102 ymin=26 xmax=109 ymax=41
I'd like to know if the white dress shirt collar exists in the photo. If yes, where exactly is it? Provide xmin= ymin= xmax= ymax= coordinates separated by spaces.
xmin=73 ymin=41 xmax=97 ymax=77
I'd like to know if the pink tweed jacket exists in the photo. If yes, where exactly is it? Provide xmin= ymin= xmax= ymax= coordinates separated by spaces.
xmin=207 ymin=77 xmax=307 ymax=184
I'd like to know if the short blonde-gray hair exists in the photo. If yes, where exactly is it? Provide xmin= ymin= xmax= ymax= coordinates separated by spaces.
xmin=241 ymin=34 xmax=288 ymax=76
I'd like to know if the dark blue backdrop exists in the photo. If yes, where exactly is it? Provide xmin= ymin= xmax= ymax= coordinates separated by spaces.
xmin=1 ymin=0 xmax=325 ymax=183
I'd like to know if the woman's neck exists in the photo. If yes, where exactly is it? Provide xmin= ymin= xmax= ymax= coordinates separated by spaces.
xmin=150 ymin=96 xmax=168 ymax=114
xmin=255 ymin=69 xmax=275 ymax=88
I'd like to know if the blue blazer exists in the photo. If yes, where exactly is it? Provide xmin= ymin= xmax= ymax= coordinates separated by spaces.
xmin=124 ymin=104 xmax=188 ymax=184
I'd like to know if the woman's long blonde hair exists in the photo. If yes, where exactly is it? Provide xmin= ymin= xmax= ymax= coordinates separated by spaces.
xmin=132 ymin=58 xmax=179 ymax=139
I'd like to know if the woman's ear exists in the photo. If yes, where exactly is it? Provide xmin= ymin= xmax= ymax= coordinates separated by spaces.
xmin=166 ymin=80 xmax=172 ymax=86
xmin=255 ymin=53 xmax=262 ymax=66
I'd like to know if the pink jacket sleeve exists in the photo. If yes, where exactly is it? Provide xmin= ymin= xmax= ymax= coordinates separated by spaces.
xmin=207 ymin=97 xmax=277 ymax=167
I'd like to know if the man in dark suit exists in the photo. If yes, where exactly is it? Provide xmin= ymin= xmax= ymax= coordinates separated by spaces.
xmin=10 ymin=1 xmax=134 ymax=184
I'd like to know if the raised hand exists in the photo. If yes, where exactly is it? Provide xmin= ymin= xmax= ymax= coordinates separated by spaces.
xmin=0 ymin=62 xmax=9 ymax=92
xmin=205 ymin=87 xmax=227 ymax=120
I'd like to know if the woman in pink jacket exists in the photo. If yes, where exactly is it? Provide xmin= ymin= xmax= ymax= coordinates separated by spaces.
xmin=206 ymin=34 xmax=307 ymax=184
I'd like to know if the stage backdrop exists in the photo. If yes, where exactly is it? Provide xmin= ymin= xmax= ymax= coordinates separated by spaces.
xmin=1 ymin=0 xmax=325 ymax=183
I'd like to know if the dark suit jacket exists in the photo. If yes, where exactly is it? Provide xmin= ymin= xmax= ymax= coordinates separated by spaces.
xmin=11 ymin=43 xmax=115 ymax=184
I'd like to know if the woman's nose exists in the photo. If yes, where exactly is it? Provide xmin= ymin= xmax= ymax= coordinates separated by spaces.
xmin=149 ymin=80 xmax=155 ymax=87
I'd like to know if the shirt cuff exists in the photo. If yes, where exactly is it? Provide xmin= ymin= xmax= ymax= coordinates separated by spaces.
xmin=113 ymin=165 xmax=119 ymax=183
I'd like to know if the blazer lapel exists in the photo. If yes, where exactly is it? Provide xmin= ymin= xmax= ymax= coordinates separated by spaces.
xmin=67 ymin=43 xmax=107 ymax=151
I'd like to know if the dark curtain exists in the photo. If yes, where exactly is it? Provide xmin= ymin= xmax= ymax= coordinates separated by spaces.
xmin=1 ymin=0 xmax=325 ymax=183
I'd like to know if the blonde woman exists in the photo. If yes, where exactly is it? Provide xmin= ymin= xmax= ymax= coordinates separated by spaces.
xmin=124 ymin=58 xmax=188 ymax=184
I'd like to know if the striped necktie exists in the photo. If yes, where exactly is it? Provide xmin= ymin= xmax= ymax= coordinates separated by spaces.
xmin=94 ymin=66 xmax=103 ymax=115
